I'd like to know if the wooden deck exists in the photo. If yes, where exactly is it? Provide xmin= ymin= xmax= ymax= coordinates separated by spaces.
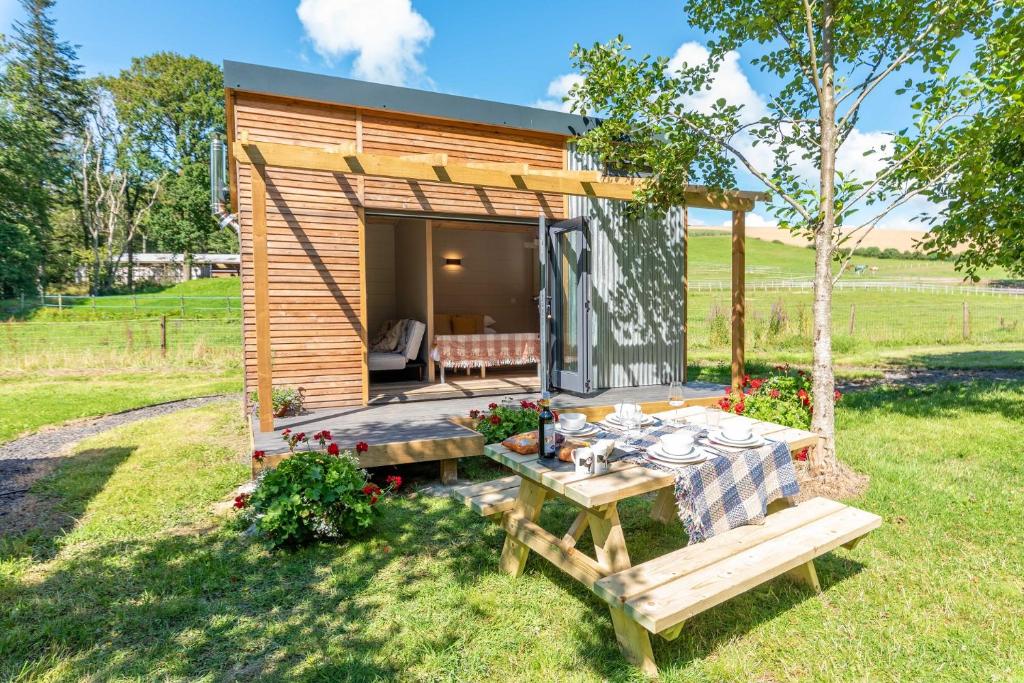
xmin=252 ymin=381 xmax=726 ymax=461
xmin=369 ymin=369 xmax=540 ymax=404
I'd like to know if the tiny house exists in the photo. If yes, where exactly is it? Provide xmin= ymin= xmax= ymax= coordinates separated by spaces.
xmin=222 ymin=61 xmax=762 ymax=432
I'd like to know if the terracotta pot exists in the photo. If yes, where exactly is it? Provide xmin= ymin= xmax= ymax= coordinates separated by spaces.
xmin=275 ymin=402 xmax=291 ymax=417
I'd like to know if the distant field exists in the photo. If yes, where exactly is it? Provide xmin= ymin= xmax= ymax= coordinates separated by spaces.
xmin=688 ymin=234 xmax=1012 ymax=283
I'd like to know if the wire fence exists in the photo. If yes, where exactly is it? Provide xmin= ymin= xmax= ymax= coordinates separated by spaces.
xmin=689 ymin=297 xmax=1024 ymax=350
xmin=1 ymin=294 xmax=242 ymax=319
xmin=0 ymin=317 xmax=242 ymax=370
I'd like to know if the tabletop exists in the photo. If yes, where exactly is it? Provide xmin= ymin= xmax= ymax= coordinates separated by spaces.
xmin=485 ymin=405 xmax=819 ymax=509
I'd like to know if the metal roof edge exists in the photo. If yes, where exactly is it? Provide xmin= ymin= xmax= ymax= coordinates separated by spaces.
xmin=223 ymin=60 xmax=600 ymax=137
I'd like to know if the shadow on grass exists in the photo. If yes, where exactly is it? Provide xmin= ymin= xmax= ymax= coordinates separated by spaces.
xmin=842 ymin=379 xmax=1023 ymax=422
xmin=883 ymin=348 xmax=1024 ymax=371
xmin=0 ymin=446 xmax=135 ymax=560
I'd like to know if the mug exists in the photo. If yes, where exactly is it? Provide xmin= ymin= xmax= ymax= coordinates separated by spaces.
xmin=572 ymin=447 xmax=594 ymax=474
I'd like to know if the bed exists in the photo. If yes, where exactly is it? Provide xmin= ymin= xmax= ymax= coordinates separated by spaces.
xmin=431 ymin=331 xmax=541 ymax=382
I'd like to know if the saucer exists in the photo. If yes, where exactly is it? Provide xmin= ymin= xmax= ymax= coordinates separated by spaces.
xmin=646 ymin=444 xmax=708 ymax=465
xmin=556 ymin=423 xmax=599 ymax=437
xmin=708 ymin=430 xmax=764 ymax=448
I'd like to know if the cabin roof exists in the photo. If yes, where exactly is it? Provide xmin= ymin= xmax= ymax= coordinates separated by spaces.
xmin=223 ymin=60 xmax=599 ymax=138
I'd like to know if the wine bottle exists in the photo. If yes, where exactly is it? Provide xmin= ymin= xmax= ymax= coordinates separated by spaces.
xmin=538 ymin=393 xmax=555 ymax=460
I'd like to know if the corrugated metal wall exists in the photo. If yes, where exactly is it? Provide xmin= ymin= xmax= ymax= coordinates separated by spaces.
xmin=567 ymin=143 xmax=686 ymax=388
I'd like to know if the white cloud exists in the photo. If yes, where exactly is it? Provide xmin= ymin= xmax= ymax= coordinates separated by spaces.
xmin=533 ymin=73 xmax=582 ymax=112
xmin=296 ymin=0 xmax=434 ymax=86
xmin=667 ymin=42 xmax=768 ymax=122
xmin=720 ymin=212 xmax=778 ymax=228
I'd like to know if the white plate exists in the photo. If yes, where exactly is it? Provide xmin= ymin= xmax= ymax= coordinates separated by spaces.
xmin=658 ymin=441 xmax=696 ymax=458
xmin=708 ymin=430 xmax=764 ymax=448
xmin=556 ymin=423 xmax=599 ymax=437
xmin=605 ymin=413 xmax=656 ymax=427
xmin=647 ymin=444 xmax=708 ymax=465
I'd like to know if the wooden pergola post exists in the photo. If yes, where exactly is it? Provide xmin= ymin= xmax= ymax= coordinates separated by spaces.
xmin=682 ymin=206 xmax=689 ymax=383
xmin=252 ymin=163 xmax=274 ymax=432
xmin=731 ymin=210 xmax=745 ymax=392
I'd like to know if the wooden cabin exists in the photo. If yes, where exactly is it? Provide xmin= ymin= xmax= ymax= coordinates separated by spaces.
xmin=223 ymin=61 xmax=763 ymax=434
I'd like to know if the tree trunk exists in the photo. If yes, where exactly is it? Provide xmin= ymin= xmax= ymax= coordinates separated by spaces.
xmin=810 ymin=0 xmax=839 ymax=476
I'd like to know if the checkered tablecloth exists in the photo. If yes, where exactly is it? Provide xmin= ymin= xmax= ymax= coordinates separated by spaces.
xmin=603 ymin=419 xmax=800 ymax=544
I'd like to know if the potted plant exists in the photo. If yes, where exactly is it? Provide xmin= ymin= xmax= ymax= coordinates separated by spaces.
xmin=250 ymin=386 xmax=305 ymax=417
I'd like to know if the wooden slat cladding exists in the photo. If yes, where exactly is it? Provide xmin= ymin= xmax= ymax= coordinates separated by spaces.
xmin=234 ymin=92 xmax=569 ymax=408
xmin=237 ymin=161 xmax=365 ymax=409
xmin=362 ymin=110 xmax=564 ymax=217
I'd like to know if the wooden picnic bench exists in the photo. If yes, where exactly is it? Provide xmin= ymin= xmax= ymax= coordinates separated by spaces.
xmin=453 ymin=403 xmax=882 ymax=677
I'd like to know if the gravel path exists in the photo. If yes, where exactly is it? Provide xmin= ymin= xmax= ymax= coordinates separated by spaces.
xmin=0 ymin=394 xmax=238 ymax=536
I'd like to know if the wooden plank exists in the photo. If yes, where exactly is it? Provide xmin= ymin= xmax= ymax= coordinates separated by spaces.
xmin=731 ymin=209 xmax=745 ymax=392
xmin=593 ymin=497 xmax=847 ymax=606
xmin=560 ymin=510 xmax=590 ymax=550
xmin=425 ymin=219 xmax=435 ymax=382
xmin=500 ymin=508 xmax=606 ymax=588
xmin=358 ymin=205 xmax=368 ymax=405
xmin=356 ymin=432 xmax=484 ymax=468
xmin=499 ymin=479 xmax=549 ymax=577
xmin=233 ymin=139 xmax=761 ymax=210
xmin=439 ymin=458 xmax=458 ymax=485
xmin=682 ymin=205 xmax=689 ymax=382
xmin=565 ymin=464 xmax=674 ymax=509
xmin=252 ymin=164 xmax=274 ymax=432
xmin=452 ymin=475 xmax=521 ymax=499
xmin=650 ymin=487 xmax=677 ymax=524
xmin=620 ymin=505 xmax=881 ymax=633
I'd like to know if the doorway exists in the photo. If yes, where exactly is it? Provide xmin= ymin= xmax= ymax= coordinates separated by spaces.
xmin=541 ymin=216 xmax=592 ymax=395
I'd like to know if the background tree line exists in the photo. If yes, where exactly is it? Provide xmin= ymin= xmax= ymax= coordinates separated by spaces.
xmin=0 ymin=0 xmax=232 ymax=297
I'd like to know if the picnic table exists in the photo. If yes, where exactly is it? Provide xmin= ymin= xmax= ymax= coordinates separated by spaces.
xmin=454 ymin=403 xmax=881 ymax=676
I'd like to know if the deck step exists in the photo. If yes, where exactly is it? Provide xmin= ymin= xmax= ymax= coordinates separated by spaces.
xmin=452 ymin=475 xmax=522 ymax=517
xmin=593 ymin=497 xmax=882 ymax=634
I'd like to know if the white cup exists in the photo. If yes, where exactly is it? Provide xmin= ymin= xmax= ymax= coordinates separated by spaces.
xmin=660 ymin=432 xmax=695 ymax=455
xmin=559 ymin=412 xmax=586 ymax=432
xmin=572 ymin=447 xmax=594 ymax=474
xmin=722 ymin=424 xmax=753 ymax=442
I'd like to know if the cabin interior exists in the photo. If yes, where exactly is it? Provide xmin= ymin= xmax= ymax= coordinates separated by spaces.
xmin=364 ymin=214 xmax=542 ymax=402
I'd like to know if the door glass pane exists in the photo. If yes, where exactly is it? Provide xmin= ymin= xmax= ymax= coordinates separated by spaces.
xmin=558 ymin=232 xmax=578 ymax=373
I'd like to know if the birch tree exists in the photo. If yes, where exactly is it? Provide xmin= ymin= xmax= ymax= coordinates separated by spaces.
xmin=73 ymin=93 xmax=161 ymax=293
xmin=567 ymin=0 xmax=993 ymax=476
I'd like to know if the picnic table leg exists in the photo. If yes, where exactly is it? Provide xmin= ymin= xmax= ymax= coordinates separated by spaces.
xmin=589 ymin=504 xmax=658 ymax=677
xmin=650 ymin=486 xmax=677 ymax=524
xmin=439 ymin=458 xmax=458 ymax=485
xmin=767 ymin=497 xmax=822 ymax=592
xmin=499 ymin=479 xmax=548 ymax=577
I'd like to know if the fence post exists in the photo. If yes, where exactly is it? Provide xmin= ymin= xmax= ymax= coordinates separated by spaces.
xmin=225 ymin=296 xmax=231 ymax=314
xmin=962 ymin=301 xmax=970 ymax=340
xmin=179 ymin=295 xmax=185 ymax=317
xmin=91 ymin=295 xmax=97 ymax=311
xmin=57 ymin=293 xmax=62 ymax=311
xmin=160 ymin=315 xmax=167 ymax=356
xmin=848 ymin=303 xmax=856 ymax=336
xmin=20 ymin=293 xmax=25 ymax=313
xmin=133 ymin=294 xmax=138 ymax=311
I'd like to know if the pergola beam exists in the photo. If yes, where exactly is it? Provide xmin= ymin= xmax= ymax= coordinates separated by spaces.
xmin=232 ymin=138 xmax=764 ymax=212
xmin=731 ymin=210 xmax=746 ymax=392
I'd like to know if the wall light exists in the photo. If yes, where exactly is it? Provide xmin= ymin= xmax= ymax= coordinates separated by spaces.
xmin=444 ymin=257 xmax=463 ymax=268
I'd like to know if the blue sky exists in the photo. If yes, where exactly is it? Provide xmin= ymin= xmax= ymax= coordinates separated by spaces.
xmin=1 ymin=0 xmax=936 ymax=229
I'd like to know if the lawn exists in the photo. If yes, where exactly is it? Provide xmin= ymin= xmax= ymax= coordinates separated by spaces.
xmin=1 ymin=382 xmax=1021 ymax=680
xmin=0 ymin=369 xmax=242 ymax=444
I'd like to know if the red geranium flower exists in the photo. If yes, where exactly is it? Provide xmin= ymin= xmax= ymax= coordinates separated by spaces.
xmin=794 ymin=448 xmax=809 ymax=462
xmin=489 ymin=414 xmax=502 ymax=425
xmin=834 ymin=389 xmax=843 ymax=402
xmin=742 ymin=374 xmax=751 ymax=386
xmin=386 ymin=474 xmax=402 ymax=489
xmin=735 ymin=402 xmax=745 ymax=415
xmin=355 ymin=441 xmax=369 ymax=453
xmin=295 ymin=432 xmax=306 ymax=442
xmin=252 ymin=450 xmax=265 ymax=462
xmin=718 ymin=398 xmax=731 ymax=410
xmin=520 ymin=399 xmax=531 ymax=409
xmin=327 ymin=442 xmax=340 ymax=455
xmin=282 ymin=428 xmax=291 ymax=436
xmin=469 ymin=409 xmax=480 ymax=419
xmin=750 ymin=378 xmax=764 ymax=391
xmin=233 ymin=493 xmax=250 ymax=509
xmin=488 ymin=402 xmax=498 ymax=410
xmin=362 ymin=483 xmax=381 ymax=495
xmin=769 ymin=389 xmax=781 ymax=399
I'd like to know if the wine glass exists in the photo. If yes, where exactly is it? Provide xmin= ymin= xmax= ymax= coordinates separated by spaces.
xmin=667 ymin=381 xmax=685 ymax=427
xmin=619 ymin=402 xmax=641 ymax=439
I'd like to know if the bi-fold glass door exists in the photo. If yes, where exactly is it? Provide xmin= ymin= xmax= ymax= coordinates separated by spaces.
xmin=539 ymin=215 xmax=592 ymax=394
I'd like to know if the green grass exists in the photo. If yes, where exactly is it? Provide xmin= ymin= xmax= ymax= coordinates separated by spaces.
xmin=0 ymin=369 xmax=242 ymax=444
xmin=688 ymin=233 xmax=1013 ymax=282
xmin=2 ymin=384 xmax=1021 ymax=680
xmin=7 ymin=278 xmax=242 ymax=321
